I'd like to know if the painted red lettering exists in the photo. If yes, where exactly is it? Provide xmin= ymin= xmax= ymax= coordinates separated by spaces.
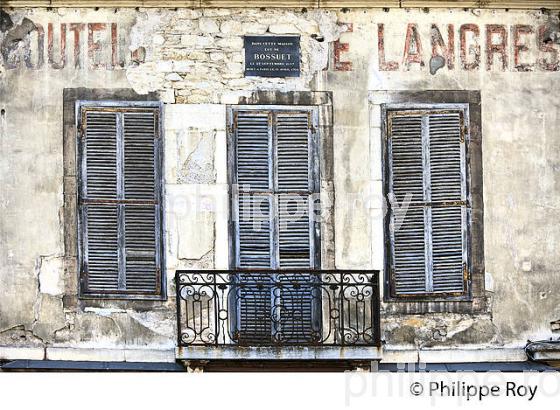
xmin=403 ymin=23 xmax=424 ymax=70
xmin=377 ymin=24 xmax=399 ymax=71
xmin=460 ymin=24 xmax=480 ymax=70
xmin=431 ymin=24 xmax=454 ymax=70
xmin=486 ymin=24 xmax=508 ymax=71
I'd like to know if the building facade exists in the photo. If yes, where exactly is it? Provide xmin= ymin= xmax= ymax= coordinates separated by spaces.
xmin=0 ymin=1 xmax=559 ymax=371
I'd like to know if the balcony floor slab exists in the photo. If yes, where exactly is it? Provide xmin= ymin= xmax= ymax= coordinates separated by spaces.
xmin=176 ymin=345 xmax=382 ymax=360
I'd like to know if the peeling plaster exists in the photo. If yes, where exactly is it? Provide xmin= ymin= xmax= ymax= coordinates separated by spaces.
xmin=36 ymin=255 xmax=64 ymax=296
xmin=178 ymin=129 xmax=216 ymax=184
xmin=0 ymin=325 xmax=44 ymax=347
xmin=125 ymin=11 xmax=165 ymax=95
xmin=32 ymin=294 xmax=67 ymax=342
xmin=126 ymin=310 xmax=175 ymax=339
xmin=429 ymin=55 xmax=445 ymax=74
xmin=383 ymin=314 xmax=503 ymax=350
xmin=52 ymin=312 xmax=123 ymax=347
xmin=0 ymin=17 xmax=37 ymax=68
xmin=177 ymin=249 xmax=214 ymax=269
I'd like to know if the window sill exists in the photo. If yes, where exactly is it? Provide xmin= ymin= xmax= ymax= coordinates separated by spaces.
xmin=382 ymin=296 xmax=489 ymax=315
xmin=79 ymin=294 xmax=167 ymax=302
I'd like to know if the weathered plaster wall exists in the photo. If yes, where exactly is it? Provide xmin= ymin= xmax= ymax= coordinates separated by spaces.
xmin=0 ymin=6 xmax=559 ymax=362
xmin=328 ymin=9 xmax=560 ymax=355
xmin=0 ymin=8 xmax=179 ymax=361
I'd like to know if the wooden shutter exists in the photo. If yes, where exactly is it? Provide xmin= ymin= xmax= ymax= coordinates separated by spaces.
xmin=234 ymin=111 xmax=273 ymax=343
xmin=82 ymin=112 xmax=119 ymax=291
xmin=235 ymin=111 xmax=273 ymax=268
xmin=231 ymin=107 xmax=319 ymax=343
xmin=275 ymin=112 xmax=317 ymax=342
xmin=389 ymin=114 xmax=426 ymax=295
xmin=122 ymin=111 xmax=160 ymax=293
xmin=79 ymin=104 xmax=162 ymax=298
xmin=387 ymin=107 xmax=468 ymax=297
xmin=428 ymin=112 xmax=466 ymax=293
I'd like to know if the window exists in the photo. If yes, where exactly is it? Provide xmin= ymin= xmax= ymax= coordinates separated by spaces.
xmin=385 ymin=104 xmax=470 ymax=299
xmin=228 ymin=106 xmax=320 ymax=342
xmin=77 ymin=102 xmax=164 ymax=299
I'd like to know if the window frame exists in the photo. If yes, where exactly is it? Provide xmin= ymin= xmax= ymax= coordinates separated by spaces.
xmin=76 ymin=100 xmax=166 ymax=300
xmin=382 ymin=102 xmax=473 ymax=302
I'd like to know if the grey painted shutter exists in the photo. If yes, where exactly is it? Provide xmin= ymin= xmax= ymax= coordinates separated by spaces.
xmin=428 ymin=112 xmax=465 ymax=293
xmin=237 ymin=195 xmax=274 ymax=344
xmin=234 ymin=111 xmax=273 ymax=343
xmin=82 ymin=111 xmax=120 ymax=292
xmin=122 ymin=111 xmax=160 ymax=294
xmin=389 ymin=114 xmax=427 ymax=294
xmin=388 ymin=108 xmax=467 ymax=296
xmin=80 ymin=106 xmax=161 ymax=297
xmin=275 ymin=112 xmax=317 ymax=343
xmin=235 ymin=111 xmax=273 ymax=268
xmin=233 ymin=108 xmax=319 ymax=343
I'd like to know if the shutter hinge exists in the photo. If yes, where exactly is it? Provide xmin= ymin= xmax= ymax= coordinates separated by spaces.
xmin=424 ymin=200 xmax=467 ymax=207
xmin=78 ymin=125 xmax=85 ymax=140
xmin=460 ymin=126 xmax=468 ymax=143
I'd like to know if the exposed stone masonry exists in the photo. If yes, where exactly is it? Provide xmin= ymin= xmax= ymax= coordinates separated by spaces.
xmin=126 ymin=8 xmax=343 ymax=104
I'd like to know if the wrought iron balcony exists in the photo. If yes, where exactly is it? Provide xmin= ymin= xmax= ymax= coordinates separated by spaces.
xmin=176 ymin=270 xmax=380 ymax=347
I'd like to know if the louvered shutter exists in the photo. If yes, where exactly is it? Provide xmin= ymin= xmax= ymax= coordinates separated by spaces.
xmin=275 ymin=112 xmax=317 ymax=343
xmin=122 ymin=111 xmax=161 ymax=293
xmin=428 ymin=112 xmax=465 ymax=293
xmin=232 ymin=108 xmax=319 ymax=344
xmin=389 ymin=114 xmax=427 ymax=295
xmin=387 ymin=108 xmax=468 ymax=297
xmin=234 ymin=111 xmax=274 ymax=343
xmin=82 ymin=111 xmax=119 ymax=291
xmin=79 ymin=104 xmax=162 ymax=298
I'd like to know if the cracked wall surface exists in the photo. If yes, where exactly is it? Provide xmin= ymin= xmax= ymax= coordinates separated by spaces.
xmin=0 ymin=7 xmax=559 ymax=362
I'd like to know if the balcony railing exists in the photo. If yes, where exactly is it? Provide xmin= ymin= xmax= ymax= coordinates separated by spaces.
xmin=176 ymin=270 xmax=381 ymax=347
